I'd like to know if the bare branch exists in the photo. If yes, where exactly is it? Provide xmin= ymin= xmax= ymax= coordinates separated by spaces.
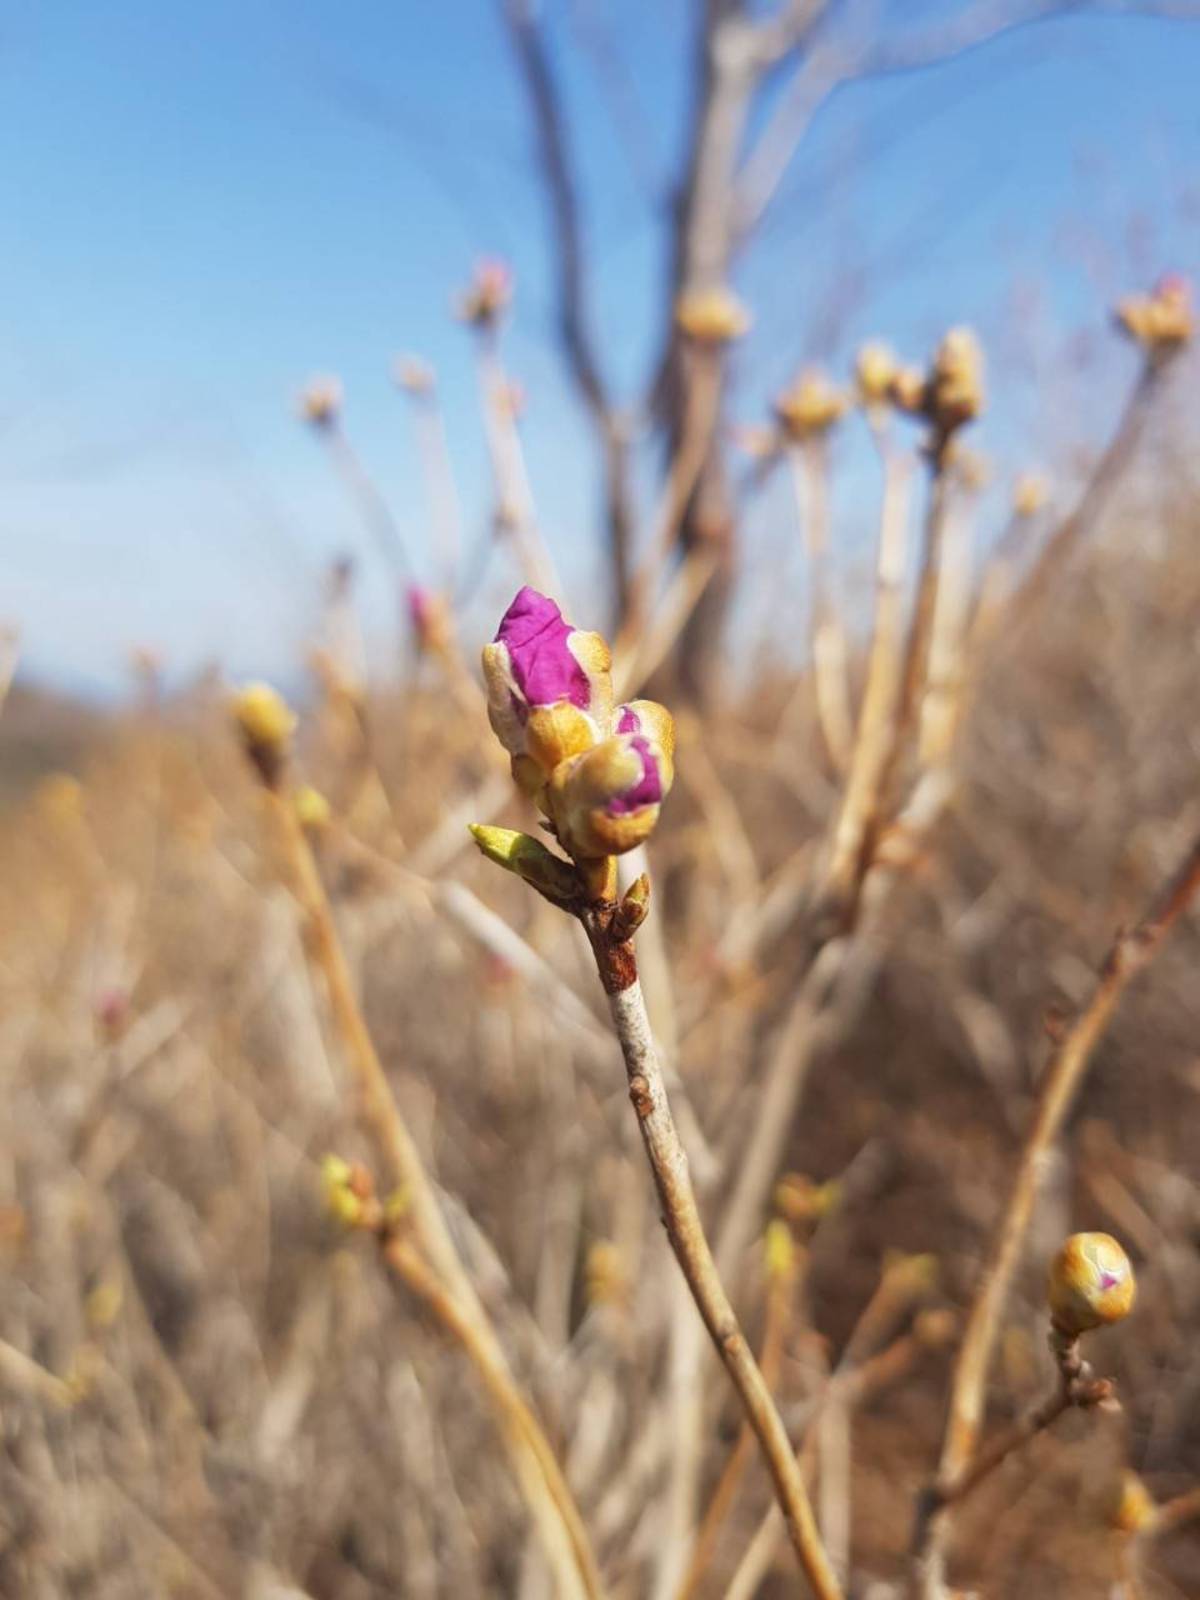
xmin=737 ymin=0 xmax=1200 ymax=240
xmin=504 ymin=0 xmax=609 ymax=417
xmin=749 ymin=0 xmax=833 ymax=66
xmin=503 ymin=0 xmax=639 ymax=612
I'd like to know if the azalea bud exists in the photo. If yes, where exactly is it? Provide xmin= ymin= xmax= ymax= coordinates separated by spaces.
xmin=775 ymin=368 xmax=848 ymax=440
xmin=393 ymin=355 xmax=435 ymax=397
xmin=548 ymin=726 xmax=673 ymax=860
xmin=1012 ymin=471 xmax=1049 ymax=517
xmin=674 ymin=286 xmax=751 ymax=345
xmin=458 ymin=257 xmax=513 ymax=327
xmin=855 ymin=341 xmax=899 ymax=407
xmin=294 ymin=785 xmax=332 ymax=832
xmin=232 ymin=683 xmax=296 ymax=787
xmin=612 ymin=873 xmax=651 ymax=941
xmin=1047 ymin=1232 xmax=1136 ymax=1336
xmin=321 ymin=1154 xmax=364 ymax=1228
xmin=297 ymin=375 xmax=343 ymax=429
xmin=889 ymin=365 xmax=927 ymax=415
xmin=1109 ymin=1470 xmax=1158 ymax=1534
xmin=481 ymin=587 xmax=613 ymax=800
xmin=927 ymin=327 xmax=985 ymax=435
xmin=1115 ymin=273 xmax=1193 ymax=357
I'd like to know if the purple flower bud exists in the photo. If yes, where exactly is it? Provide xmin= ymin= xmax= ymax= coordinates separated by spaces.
xmin=607 ymin=737 xmax=663 ymax=815
xmin=495 ymin=587 xmax=590 ymax=710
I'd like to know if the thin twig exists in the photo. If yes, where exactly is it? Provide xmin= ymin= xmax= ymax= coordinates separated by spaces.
xmin=582 ymin=907 xmax=843 ymax=1600
xmin=914 ymin=830 xmax=1200 ymax=1596
xmin=257 ymin=787 xmax=604 ymax=1600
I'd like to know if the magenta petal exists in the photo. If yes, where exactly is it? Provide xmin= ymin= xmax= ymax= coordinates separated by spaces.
xmin=495 ymin=587 xmax=589 ymax=709
xmin=615 ymin=704 xmax=640 ymax=734
xmin=608 ymin=736 xmax=663 ymax=815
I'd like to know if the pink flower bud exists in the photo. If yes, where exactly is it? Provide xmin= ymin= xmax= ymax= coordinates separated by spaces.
xmin=1047 ymin=1232 xmax=1136 ymax=1336
xmin=481 ymin=588 xmax=613 ymax=787
xmin=548 ymin=726 xmax=674 ymax=859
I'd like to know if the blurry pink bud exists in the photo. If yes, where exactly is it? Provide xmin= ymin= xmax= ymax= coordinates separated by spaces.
xmin=458 ymin=258 xmax=514 ymax=327
xmin=95 ymin=988 xmax=130 ymax=1038
xmin=297 ymin=375 xmax=343 ymax=428
xmin=407 ymin=585 xmax=452 ymax=655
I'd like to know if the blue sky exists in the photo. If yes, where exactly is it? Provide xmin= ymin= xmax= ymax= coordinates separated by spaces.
xmin=2 ymin=1 xmax=1198 ymax=694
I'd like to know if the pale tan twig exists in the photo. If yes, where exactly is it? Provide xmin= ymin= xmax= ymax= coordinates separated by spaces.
xmin=913 ymin=1323 xmax=1117 ymax=1569
xmin=614 ymin=347 xmax=724 ymax=672
xmin=915 ymin=831 xmax=1200 ymax=1597
xmin=917 ymin=480 xmax=976 ymax=769
xmin=673 ymin=1244 xmax=796 ymax=1600
xmin=1009 ymin=362 xmax=1158 ymax=622
xmin=477 ymin=335 xmax=563 ymax=598
xmin=819 ymin=439 xmax=914 ymax=918
xmin=614 ymin=547 xmax=719 ymax=702
xmin=256 ymin=785 xmax=604 ymax=1600
xmin=581 ymin=908 xmax=843 ymax=1600
xmin=0 ymin=1337 xmax=76 ymax=1410
xmin=790 ymin=439 xmax=854 ymax=772
xmin=321 ymin=423 xmax=412 ymax=577
xmin=399 ymin=373 xmax=465 ymax=590
xmin=725 ymin=1312 xmax=958 ymax=1600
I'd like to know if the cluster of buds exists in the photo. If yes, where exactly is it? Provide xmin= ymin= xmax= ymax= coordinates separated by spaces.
xmin=675 ymin=285 xmax=752 ymax=346
xmin=480 ymin=589 xmax=675 ymax=886
xmin=887 ymin=327 xmax=986 ymax=442
xmin=1047 ymin=1231 xmax=1136 ymax=1337
xmin=1114 ymin=273 xmax=1193 ymax=359
xmin=458 ymin=258 xmax=513 ymax=328
xmin=297 ymin=374 xmax=343 ymax=430
xmin=321 ymin=1154 xmax=407 ymax=1234
xmin=232 ymin=682 xmax=296 ymax=789
xmin=774 ymin=368 xmax=848 ymax=441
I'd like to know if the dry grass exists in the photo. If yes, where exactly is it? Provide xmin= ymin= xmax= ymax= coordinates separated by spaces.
xmin=2 ymin=438 xmax=1200 ymax=1600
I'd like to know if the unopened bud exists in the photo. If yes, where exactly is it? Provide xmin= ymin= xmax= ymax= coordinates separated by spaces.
xmin=468 ymin=825 xmax=581 ymax=906
xmin=1110 ymin=1470 xmax=1158 ymax=1534
xmin=1047 ymin=1232 xmax=1136 ymax=1336
xmin=764 ymin=1219 xmax=797 ymax=1284
xmin=232 ymin=683 xmax=296 ymax=788
xmin=675 ymin=286 xmax=751 ymax=345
